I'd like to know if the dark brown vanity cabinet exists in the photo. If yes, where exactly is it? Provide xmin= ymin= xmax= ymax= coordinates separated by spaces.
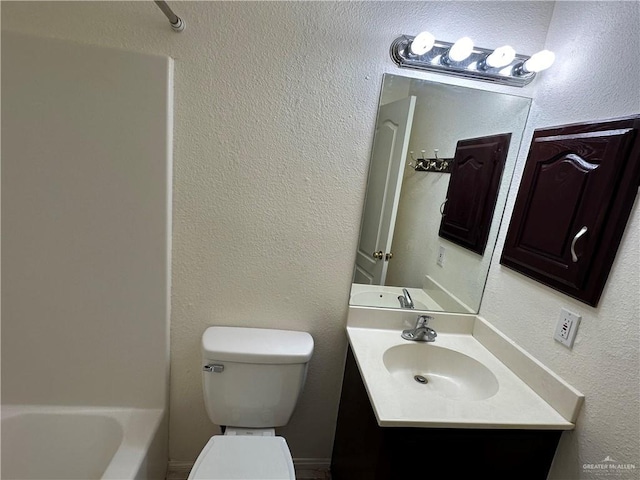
xmin=439 ymin=133 xmax=511 ymax=255
xmin=501 ymin=116 xmax=640 ymax=306
xmin=331 ymin=347 xmax=561 ymax=480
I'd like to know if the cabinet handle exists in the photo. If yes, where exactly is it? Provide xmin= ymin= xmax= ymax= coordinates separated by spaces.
xmin=440 ymin=199 xmax=447 ymax=216
xmin=571 ymin=226 xmax=588 ymax=262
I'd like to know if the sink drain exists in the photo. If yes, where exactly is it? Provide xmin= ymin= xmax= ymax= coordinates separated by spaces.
xmin=414 ymin=375 xmax=428 ymax=384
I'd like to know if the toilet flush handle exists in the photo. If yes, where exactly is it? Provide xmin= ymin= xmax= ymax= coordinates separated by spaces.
xmin=203 ymin=364 xmax=224 ymax=373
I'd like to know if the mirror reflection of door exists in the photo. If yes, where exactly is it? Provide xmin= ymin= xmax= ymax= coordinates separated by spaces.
xmin=354 ymin=96 xmax=416 ymax=285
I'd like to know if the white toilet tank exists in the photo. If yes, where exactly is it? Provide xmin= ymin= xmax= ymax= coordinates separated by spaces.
xmin=201 ymin=326 xmax=314 ymax=428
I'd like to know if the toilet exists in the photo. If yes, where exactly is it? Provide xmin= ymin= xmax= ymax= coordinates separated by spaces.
xmin=188 ymin=326 xmax=314 ymax=480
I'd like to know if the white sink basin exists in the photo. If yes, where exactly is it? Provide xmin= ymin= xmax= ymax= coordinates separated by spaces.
xmin=345 ymin=309 xmax=583 ymax=429
xmin=383 ymin=344 xmax=499 ymax=400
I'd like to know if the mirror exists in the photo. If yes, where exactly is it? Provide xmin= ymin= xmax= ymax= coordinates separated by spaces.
xmin=351 ymin=74 xmax=531 ymax=313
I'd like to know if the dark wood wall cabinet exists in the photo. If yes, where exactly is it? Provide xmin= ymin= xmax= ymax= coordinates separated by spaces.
xmin=331 ymin=347 xmax=561 ymax=480
xmin=500 ymin=116 xmax=640 ymax=306
xmin=439 ymin=133 xmax=511 ymax=255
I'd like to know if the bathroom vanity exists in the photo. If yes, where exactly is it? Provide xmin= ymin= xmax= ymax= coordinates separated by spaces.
xmin=331 ymin=308 xmax=583 ymax=480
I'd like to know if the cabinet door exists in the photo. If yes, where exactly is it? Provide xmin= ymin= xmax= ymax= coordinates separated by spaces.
xmin=501 ymin=117 xmax=640 ymax=306
xmin=439 ymin=133 xmax=511 ymax=255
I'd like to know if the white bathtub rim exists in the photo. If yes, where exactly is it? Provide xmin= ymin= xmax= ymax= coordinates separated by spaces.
xmin=1 ymin=404 xmax=165 ymax=480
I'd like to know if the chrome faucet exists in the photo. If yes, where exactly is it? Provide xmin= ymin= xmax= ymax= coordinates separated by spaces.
xmin=397 ymin=288 xmax=414 ymax=309
xmin=402 ymin=315 xmax=437 ymax=342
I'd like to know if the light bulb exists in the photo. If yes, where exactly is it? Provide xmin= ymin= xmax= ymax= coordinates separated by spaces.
xmin=485 ymin=45 xmax=516 ymax=68
xmin=523 ymin=50 xmax=555 ymax=73
xmin=409 ymin=31 xmax=435 ymax=56
xmin=447 ymin=37 xmax=474 ymax=62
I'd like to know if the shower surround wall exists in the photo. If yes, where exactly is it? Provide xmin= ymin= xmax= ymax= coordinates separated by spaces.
xmin=1 ymin=33 xmax=171 ymax=410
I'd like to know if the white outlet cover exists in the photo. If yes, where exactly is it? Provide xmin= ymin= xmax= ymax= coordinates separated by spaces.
xmin=554 ymin=308 xmax=581 ymax=348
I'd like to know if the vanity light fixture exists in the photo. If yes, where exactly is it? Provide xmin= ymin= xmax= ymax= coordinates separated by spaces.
xmin=410 ymin=31 xmax=435 ymax=56
xmin=390 ymin=32 xmax=555 ymax=87
xmin=442 ymin=37 xmax=474 ymax=64
xmin=480 ymin=45 xmax=516 ymax=70
xmin=514 ymin=49 xmax=556 ymax=75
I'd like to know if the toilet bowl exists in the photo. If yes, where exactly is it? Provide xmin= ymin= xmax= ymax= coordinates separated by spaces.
xmin=188 ymin=326 xmax=313 ymax=480
xmin=188 ymin=432 xmax=295 ymax=480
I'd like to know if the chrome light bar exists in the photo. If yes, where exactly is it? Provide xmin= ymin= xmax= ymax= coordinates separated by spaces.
xmin=390 ymin=34 xmax=546 ymax=87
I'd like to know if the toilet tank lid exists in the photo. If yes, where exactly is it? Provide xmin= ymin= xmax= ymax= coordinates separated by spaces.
xmin=202 ymin=326 xmax=314 ymax=364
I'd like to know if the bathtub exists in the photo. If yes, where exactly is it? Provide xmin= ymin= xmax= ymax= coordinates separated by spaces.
xmin=1 ymin=405 xmax=167 ymax=480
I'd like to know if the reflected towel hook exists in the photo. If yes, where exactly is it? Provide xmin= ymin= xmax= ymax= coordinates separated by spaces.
xmin=408 ymin=149 xmax=453 ymax=173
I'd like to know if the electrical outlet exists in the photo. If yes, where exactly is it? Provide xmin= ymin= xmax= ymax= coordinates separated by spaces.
xmin=554 ymin=308 xmax=581 ymax=348
xmin=437 ymin=246 xmax=445 ymax=267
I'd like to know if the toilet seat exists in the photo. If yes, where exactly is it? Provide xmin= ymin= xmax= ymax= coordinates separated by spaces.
xmin=188 ymin=435 xmax=296 ymax=480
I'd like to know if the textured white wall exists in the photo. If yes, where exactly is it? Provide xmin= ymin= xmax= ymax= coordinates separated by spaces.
xmin=1 ymin=0 xmax=554 ymax=463
xmin=480 ymin=2 xmax=640 ymax=478
xmin=1 ymin=32 xmax=171 ymax=408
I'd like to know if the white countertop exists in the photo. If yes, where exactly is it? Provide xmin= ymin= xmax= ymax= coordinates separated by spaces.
xmin=346 ymin=307 xmax=583 ymax=430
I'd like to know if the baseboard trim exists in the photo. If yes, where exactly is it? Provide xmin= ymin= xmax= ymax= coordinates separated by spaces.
xmin=167 ymin=458 xmax=331 ymax=479
xmin=166 ymin=461 xmax=193 ymax=480
xmin=294 ymin=457 xmax=332 ymax=479
xmin=294 ymin=457 xmax=331 ymax=469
